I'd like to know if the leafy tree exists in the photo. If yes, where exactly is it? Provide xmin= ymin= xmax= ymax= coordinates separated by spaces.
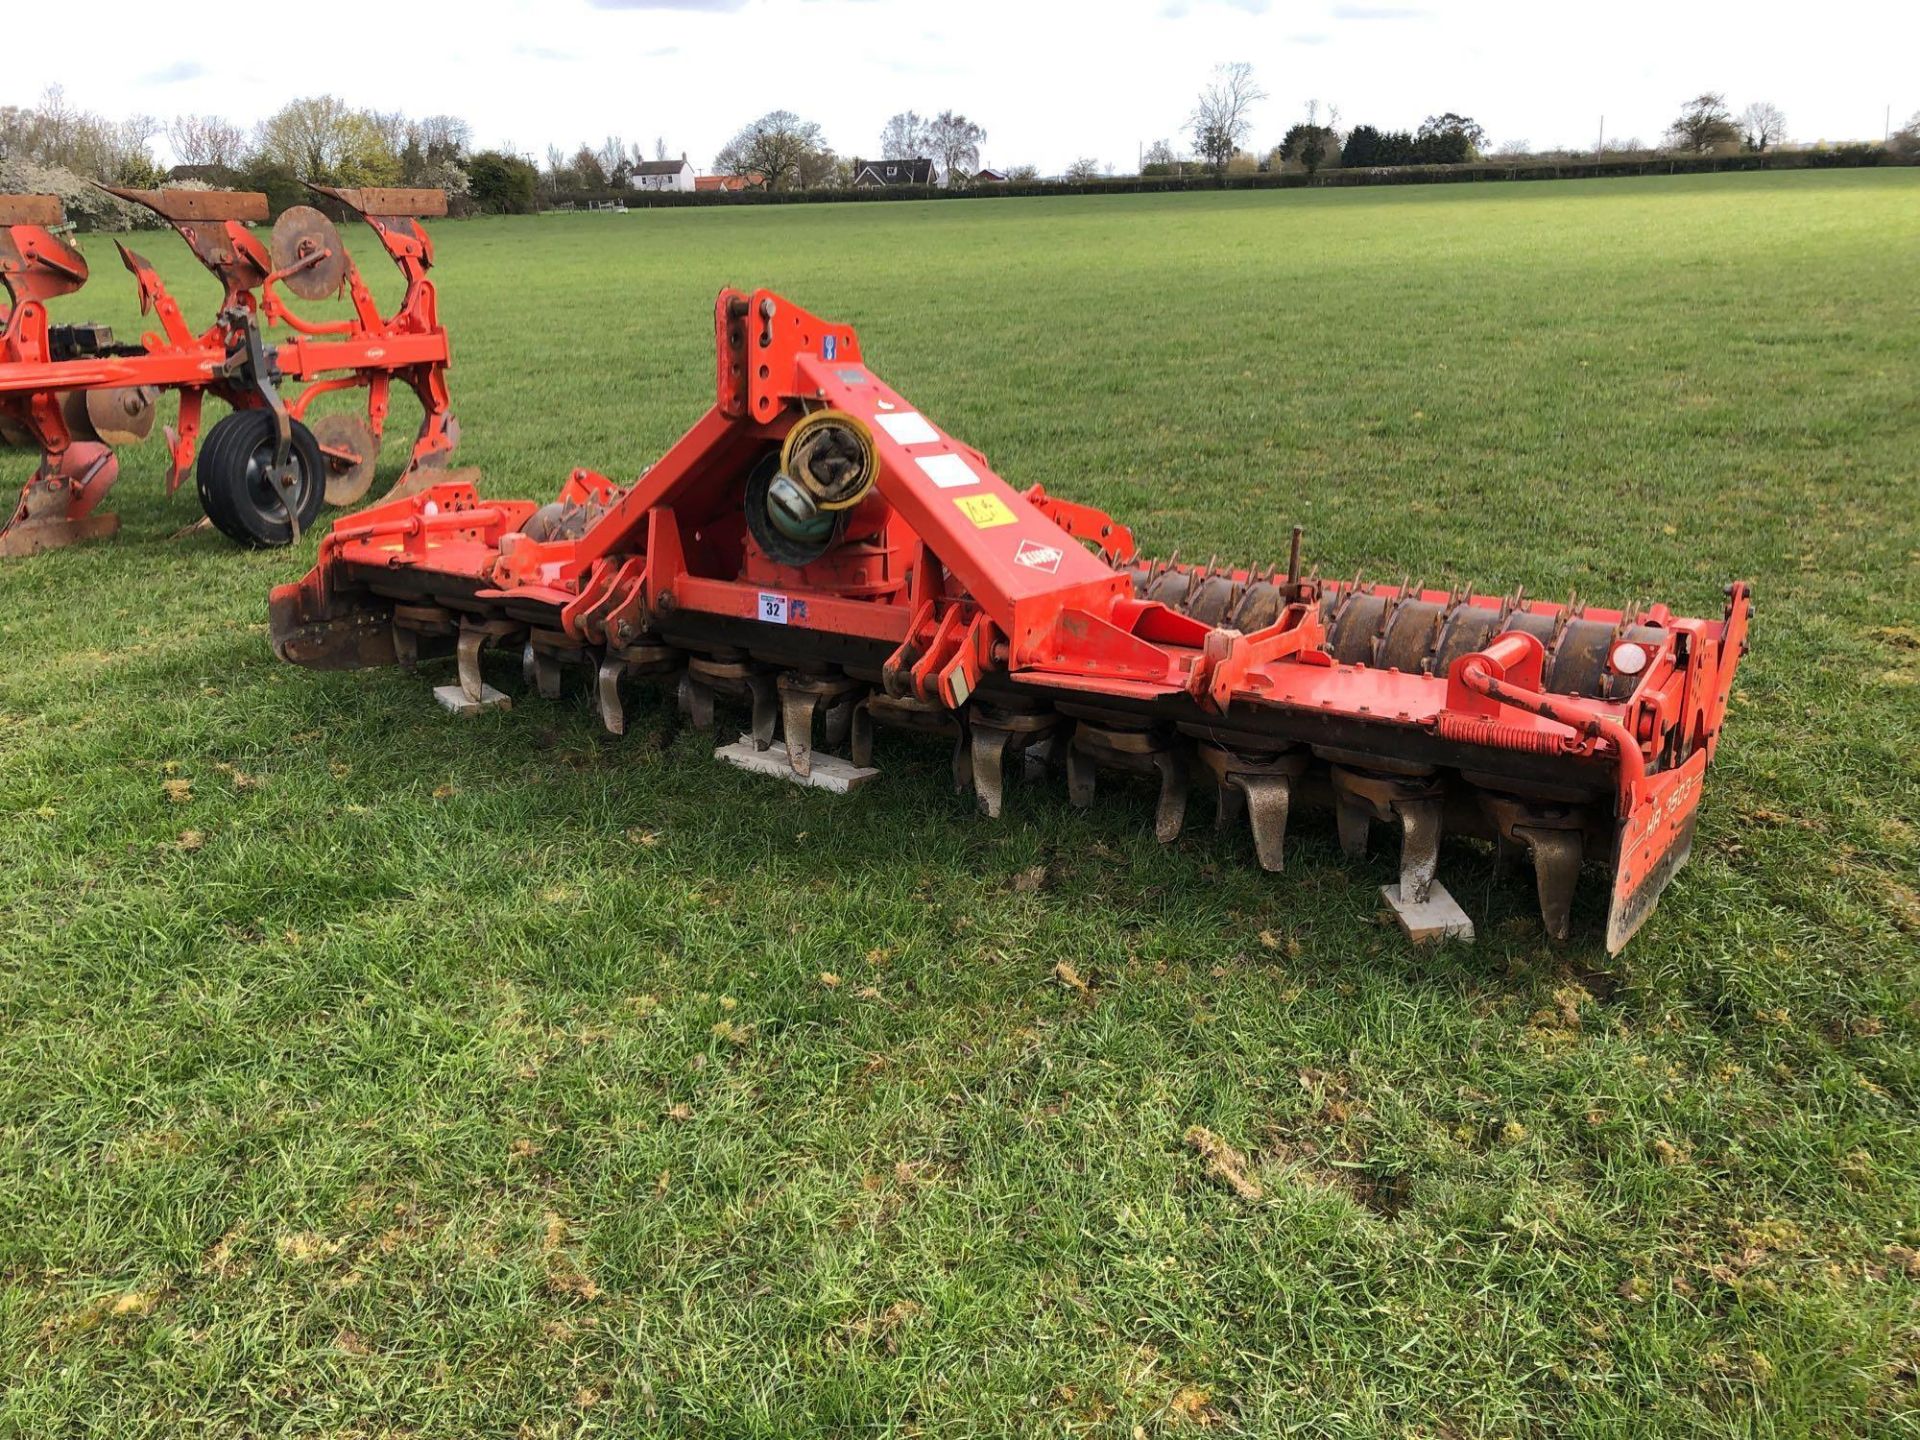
xmin=715 ymin=111 xmax=833 ymax=190
xmin=1189 ymin=62 xmax=1266 ymax=176
xmin=570 ymin=144 xmax=608 ymax=191
xmin=254 ymin=95 xmax=399 ymax=185
xmin=1274 ymin=104 xmax=1338 ymax=175
xmin=467 ymin=151 xmax=538 ymax=213
xmin=1665 ymin=93 xmax=1740 ymax=153
xmin=1416 ymin=112 xmax=1484 ymax=163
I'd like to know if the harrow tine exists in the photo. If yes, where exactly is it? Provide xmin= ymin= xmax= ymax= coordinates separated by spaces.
xmin=850 ymin=699 xmax=875 ymax=768
xmin=1395 ymin=798 xmax=1443 ymax=906
xmin=1516 ymin=826 xmax=1584 ymax=941
xmin=678 ymin=672 xmax=715 ymax=730
xmin=952 ymin=723 xmax=975 ymax=795
xmin=1021 ymin=733 xmax=1056 ymax=783
xmin=748 ymin=675 xmax=778 ymax=751
xmin=457 ymin=626 xmax=487 ymax=703
xmin=824 ymin=696 xmax=856 ymax=749
xmin=597 ymin=655 xmax=628 ymax=735
xmin=1150 ymin=749 xmax=1189 ymax=844
xmin=525 ymin=641 xmax=562 ymax=700
xmin=1238 ymin=774 xmax=1292 ymax=872
xmin=778 ymin=677 xmax=820 ymax=778
xmin=1334 ymin=789 xmax=1371 ymax=860
xmin=1065 ymin=734 xmax=1097 ymax=810
xmin=1216 ymin=777 xmax=1246 ymax=833
xmin=971 ymin=724 xmax=1014 ymax=818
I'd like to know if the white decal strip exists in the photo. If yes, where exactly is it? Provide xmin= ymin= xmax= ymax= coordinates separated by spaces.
xmin=875 ymin=411 xmax=940 ymax=446
xmin=916 ymin=453 xmax=980 ymax=490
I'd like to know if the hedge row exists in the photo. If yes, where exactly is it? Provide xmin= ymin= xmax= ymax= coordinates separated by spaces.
xmin=547 ymin=145 xmax=1902 ymax=212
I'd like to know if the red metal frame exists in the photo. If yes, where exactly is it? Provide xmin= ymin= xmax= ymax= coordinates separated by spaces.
xmin=271 ymin=288 xmax=1753 ymax=952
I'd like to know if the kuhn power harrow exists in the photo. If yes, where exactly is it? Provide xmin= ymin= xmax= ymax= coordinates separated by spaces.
xmin=271 ymin=289 xmax=1751 ymax=950
xmin=0 ymin=184 xmax=456 ymax=556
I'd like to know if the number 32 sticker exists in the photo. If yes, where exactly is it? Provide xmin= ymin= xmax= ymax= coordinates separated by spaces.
xmin=759 ymin=593 xmax=789 ymax=624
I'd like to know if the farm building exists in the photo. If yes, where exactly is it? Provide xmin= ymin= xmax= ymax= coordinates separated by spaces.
xmin=631 ymin=157 xmax=694 ymax=192
xmin=852 ymin=158 xmax=936 ymax=188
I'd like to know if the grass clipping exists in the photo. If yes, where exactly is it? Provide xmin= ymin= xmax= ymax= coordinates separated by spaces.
xmin=1185 ymin=1126 xmax=1262 ymax=1201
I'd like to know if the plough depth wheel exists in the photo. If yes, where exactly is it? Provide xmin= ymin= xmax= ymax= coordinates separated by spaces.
xmin=196 ymin=409 xmax=325 ymax=547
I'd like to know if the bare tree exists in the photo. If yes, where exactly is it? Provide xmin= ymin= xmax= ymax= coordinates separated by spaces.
xmin=1892 ymin=112 xmax=1920 ymax=163
xmin=927 ymin=111 xmax=986 ymax=184
xmin=1063 ymin=157 xmax=1102 ymax=182
xmin=654 ymin=137 xmax=668 ymax=162
xmin=166 ymin=113 xmax=247 ymax=169
xmin=1189 ymin=62 xmax=1267 ymax=176
xmin=879 ymin=111 xmax=931 ymax=159
xmin=413 ymin=114 xmax=472 ymax=157
xmin=1740 ymin=101 xmax=1786 ymax=152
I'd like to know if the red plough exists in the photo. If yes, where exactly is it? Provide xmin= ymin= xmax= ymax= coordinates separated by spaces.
xmin=0 ymin=185 xmax=457 ymax=556
xmin=270 ymin=289 xmax=1750 ymax=950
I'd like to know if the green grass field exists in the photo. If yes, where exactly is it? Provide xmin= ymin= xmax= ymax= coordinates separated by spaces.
xmin=3 ymin=170 xmax=1918 ymax=1437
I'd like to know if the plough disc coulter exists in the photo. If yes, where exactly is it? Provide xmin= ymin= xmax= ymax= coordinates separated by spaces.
xmin=0 ymin=184 xmax=458 ymax=556
xmin=271 ymin=289 xmax=1751 ymax=950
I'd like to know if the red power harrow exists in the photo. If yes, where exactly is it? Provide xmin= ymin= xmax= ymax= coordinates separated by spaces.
xmin=271 ymin=289 xmax=1751 ymax=951
xmin=0 ymin=184 xmax=457 ymax=557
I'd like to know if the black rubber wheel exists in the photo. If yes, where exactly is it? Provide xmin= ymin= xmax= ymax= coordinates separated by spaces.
xmin=195 ymin=409 xmax=326 ymax=547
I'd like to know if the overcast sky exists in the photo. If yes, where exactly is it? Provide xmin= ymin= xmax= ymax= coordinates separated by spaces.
xmin=28 ymin=0 xmax=1919 ymax=174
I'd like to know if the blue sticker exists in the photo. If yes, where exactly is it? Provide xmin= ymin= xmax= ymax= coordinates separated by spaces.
xmin=822 ymin=335 xmax=838 ymax=361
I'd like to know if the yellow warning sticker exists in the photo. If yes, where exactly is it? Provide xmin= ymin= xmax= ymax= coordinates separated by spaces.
xmin=955 ymin=493 xmax=1016 ymax=529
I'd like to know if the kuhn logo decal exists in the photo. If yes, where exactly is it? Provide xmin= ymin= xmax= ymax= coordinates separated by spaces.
xmin=1014 ymin=539 xmax=1063 ymax=573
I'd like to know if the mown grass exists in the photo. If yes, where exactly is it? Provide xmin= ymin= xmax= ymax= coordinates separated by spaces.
xmin=1 ymin=170 xmax=1917 ymax=1437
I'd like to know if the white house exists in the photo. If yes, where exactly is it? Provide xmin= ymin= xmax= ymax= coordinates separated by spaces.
xmin=631 ymin=156 xmax=695 ymax=192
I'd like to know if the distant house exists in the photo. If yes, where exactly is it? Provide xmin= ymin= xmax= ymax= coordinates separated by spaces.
xmin=696 ymin=173 xmax=762 ymax=192
xmin=631 ymin=157 xmax=694 ymax=193
xmin=973 ymin=168 xmax=1009 ymax=184
xmin=852 ymin=158 xmax=936 ymax=188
